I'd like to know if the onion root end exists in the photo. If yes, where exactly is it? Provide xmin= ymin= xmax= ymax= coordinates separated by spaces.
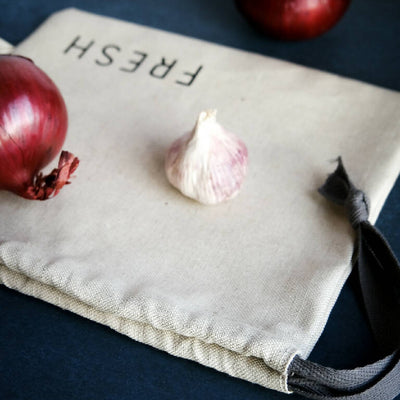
xmin=23 ymin=151 xmax=79 ymax=200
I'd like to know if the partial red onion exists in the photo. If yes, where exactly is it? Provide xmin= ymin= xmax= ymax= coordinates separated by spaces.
xmin=0 ymin=55 xmax=78 ymax=200
xmin=235 ymin=0 xmax=352 ymax=40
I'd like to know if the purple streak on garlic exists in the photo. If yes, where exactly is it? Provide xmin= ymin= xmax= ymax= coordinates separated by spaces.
xmin=165 ymin=110 xmax=248 ymax=205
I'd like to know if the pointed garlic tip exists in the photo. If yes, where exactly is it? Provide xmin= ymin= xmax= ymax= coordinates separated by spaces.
xmin=197 ymin=109 xmax=217 ymax=125
xmin=165 ymin=110 xmax=248 ymax=205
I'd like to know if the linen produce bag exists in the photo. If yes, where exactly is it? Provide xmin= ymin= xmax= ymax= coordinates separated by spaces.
xmin=0 ymin=8 xmax=400 ymax=397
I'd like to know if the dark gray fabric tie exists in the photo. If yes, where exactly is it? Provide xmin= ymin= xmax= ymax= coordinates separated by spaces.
xmin=287 ymin=158 xmax=400 ymax=400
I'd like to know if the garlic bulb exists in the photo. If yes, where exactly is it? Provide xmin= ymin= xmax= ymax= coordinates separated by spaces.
xmin=165 ymin=110 xmax=248 ymax=205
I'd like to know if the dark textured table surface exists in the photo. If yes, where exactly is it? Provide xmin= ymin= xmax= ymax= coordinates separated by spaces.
xmin=0 ymin=1 xmax=399 ymax=399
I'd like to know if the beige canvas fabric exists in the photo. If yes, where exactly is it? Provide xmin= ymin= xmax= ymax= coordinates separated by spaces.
xmin=0 ymin=8 xmax=399 ymax=393
xmin=0 ymin=38 xmax=13 ymax=54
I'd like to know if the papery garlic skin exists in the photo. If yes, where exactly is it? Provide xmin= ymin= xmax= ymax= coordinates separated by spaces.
xmin=165 ymin=110 xmax=248 ymax=205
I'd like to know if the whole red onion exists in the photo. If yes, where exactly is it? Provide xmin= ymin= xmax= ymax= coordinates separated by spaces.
xmin=0 ymin=55 xmax=78 ymax=200
xmin=235 ymin=0 xmax=352 ymax=40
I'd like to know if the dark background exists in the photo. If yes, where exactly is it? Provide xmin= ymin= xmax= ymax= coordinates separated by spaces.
xmin=0 ymin=1 xmax=399 ymax=399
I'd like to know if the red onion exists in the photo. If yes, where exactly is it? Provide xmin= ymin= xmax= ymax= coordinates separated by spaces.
xmin=235 ymin=0 xmax=352 ymax=40
xmin=0 ymin=55 xmax=78 ymax=200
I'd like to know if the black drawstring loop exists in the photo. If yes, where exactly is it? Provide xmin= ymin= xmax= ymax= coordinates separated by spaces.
xmin=288 ymin=158 xmax=400 ymax=400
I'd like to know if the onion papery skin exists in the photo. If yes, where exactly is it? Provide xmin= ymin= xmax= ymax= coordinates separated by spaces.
xmin=0 ymin=55 xmax=78 ymax=200
xmin=235 ymin=0 xmax=352 ymax=41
